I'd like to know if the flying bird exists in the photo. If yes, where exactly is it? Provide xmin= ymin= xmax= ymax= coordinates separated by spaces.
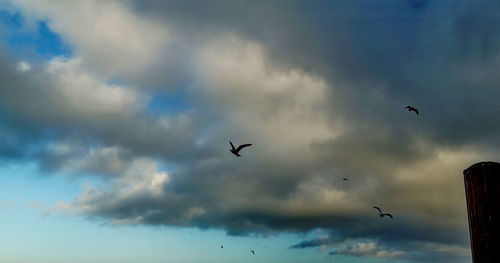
xmin=343 ymin=178 xmax=349 ymax=181
xmin=250 ymin=250 xmax=255 ymax=255
xmin=221 ymin=245 xmax=224 ymax=249
xmin=373 ymin=206 xmax=393 ymax=219
xmin=405 ymin=106 xmax=419 ymax=115
xmin=229 ymin=141 xmax=252 ymax=157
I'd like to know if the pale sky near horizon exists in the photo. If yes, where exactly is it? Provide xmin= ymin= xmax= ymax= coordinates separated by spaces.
xmin=2 ymin=0 xmax=499 ymax=262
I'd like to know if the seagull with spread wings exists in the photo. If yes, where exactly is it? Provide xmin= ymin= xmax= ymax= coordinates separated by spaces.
xmin=229 ymin=141 xmax=252 ymax=157
xmin=373 ymin=206 xmax=393 ymax=219
xmin=405 ymin=106 xmax=419 ymax=115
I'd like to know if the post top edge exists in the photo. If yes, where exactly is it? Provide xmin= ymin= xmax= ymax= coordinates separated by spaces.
xmin=464 ymin=161 xmax=500 ymax=174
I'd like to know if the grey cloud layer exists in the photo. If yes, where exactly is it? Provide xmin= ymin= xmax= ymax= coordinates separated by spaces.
xmin=2 ymin=0 xmax=499 ymax=262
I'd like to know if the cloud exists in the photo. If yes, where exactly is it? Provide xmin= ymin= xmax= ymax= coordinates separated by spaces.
xmin=17 ymin=61 xmax=31 ymax=71
xmin=329 ymin=240 xmax=405 ymax=259
xmin=0 ymin=51 xmax=198 ymax=170
xmin=11 ymin=0 xmax=172 ymax=84
xmin=42 ymin=143 xmax=132 ymax=176
xmin=289 ymin=235 xmax=333 ymax=249
xmin=2 ymin=0 xmax=500 ymax=262
xmin=0 ymin=200 xmax=15 ymax=208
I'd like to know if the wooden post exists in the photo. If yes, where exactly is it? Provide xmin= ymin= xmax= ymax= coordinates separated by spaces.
xmin=463 ymin=162 xmax=500 ymax=263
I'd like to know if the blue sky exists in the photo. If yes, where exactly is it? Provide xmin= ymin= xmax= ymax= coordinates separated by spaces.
xmin=2 ymin=0 xmax=498 ymax=262
xmin=0 ymin=162 xmax=331 ymax=263
xmin=0 ymin=10 xmax=70 ymax=58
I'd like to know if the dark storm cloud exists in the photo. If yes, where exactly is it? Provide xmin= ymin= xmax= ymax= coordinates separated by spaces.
xmin=290 ymin=237 xmax=334 ymax=249
xmin=126 ymin=0 xmax=500 ymax=148
xmin=3 ymin=0 xmax=500 ymax=262
xmin=290 ymin=217 xmax=469 ymax=250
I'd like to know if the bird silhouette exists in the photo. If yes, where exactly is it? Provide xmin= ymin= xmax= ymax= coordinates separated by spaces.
xmin=221 ymin=245 xmax=224 ymax=249
xmin=229 ymin=141 xmax=252 ymax=157
xmin=250 ymin=249 xmax=255 ymax=255
xmin=343 ymin=178 xmax=349 ymax=181
xmin=405 ymin=106 xmax=419 ymax=115
xmin=373 ymin=206 xmax=393 ymax=219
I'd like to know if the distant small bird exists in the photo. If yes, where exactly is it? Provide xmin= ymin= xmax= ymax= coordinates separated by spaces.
xmin=221 ymin=245 xmax=224 ymax=249
xmin=250 ymin=249 xmax=255 ymax=255
xmin=405 ymin=106 xmax=419 ymax=115
xmin=343 ymin=178 xmax=349 ymax=181
xmin=373 ymin=206 xmax=393 ymax=219
xmin=229 ymin=141 xmax=252 ymax=157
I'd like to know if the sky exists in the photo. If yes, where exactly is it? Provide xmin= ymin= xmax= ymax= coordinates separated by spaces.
xmin=0 ymin=0 xmax=499 ymax=262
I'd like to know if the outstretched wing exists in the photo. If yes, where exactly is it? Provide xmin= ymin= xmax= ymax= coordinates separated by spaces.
xmin=229 ymin=141 xmax=235 ymax=150
xmin=236 ymin=144 xmax=252 ymax=152
xmin=413 ymin=109 xmax=419 ymax=115
xmin=373 ymin=206 xmax=382 ymax=214
xmin=383 ymin=213 xmax=393 ymax=219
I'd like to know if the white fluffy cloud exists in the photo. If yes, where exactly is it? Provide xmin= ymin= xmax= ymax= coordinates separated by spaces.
xmin=332 ymin=240 xmax=405 ymax=259
xmin=12 ymin=0 xmax=171 ymax=78
xmin=46 ymin=56 xmax=142 ymax=115
xmin=17 ymin=61 xmax=31 ymax=71
xmin=70 ymin=159 xmax=169 ymax=217
xmin=194 ymin=36 xmax=342 ymax=153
